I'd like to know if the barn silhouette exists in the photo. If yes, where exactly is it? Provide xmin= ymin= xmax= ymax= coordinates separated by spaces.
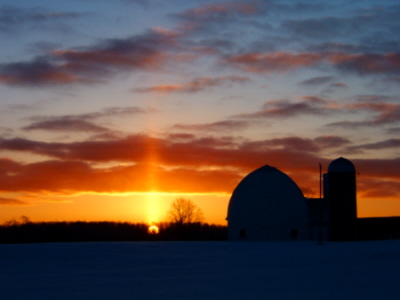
xmin=227 ymin=157 xmax=400 ymax=241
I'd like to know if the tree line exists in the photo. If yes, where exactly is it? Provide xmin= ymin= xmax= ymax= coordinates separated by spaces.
xmin=0 ymin=198 xmax=227 ymax=243
xmin=0 ymin=220 xmax=227 ymax=243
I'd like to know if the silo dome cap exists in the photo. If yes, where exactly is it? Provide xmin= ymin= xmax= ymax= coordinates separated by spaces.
xmin=328 ymin=157 xmax=355 ymax=173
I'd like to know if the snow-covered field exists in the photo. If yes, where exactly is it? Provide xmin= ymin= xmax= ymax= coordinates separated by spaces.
xmin=0 ymin=240 xmax=399 ymax=299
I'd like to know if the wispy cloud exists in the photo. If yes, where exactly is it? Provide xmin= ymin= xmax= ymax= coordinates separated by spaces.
xmin=330 ymin=53 xmax=400 ymax=75
xmin=22 ymin=106 xmax=153 ymax=133
xmin=282 ymin=5 xmax=400 ymax=53
xmin=223 ymin=52 xmax=323 ymax=73
xmin=0 ymin=197 xmax=29 ymax=206
xmin=326 ymin=101 xmax=400 ymax=128
xmin=298 ymin=76 xmax=334 ymax=86
xmin=235 ymin=97 xmax=334 ymax=119
xmin=22 ymin=119 xmax=109 ymax=133
xmin=173 ymin=120 xmax=249 ymax=132
xmin=176 ymin=3 xmax=258 ymax=21
xmin=133 ymin=76 xmax=249 ymax=93
xmin=358 ymin=177 xmax=400 ymax=199
xmin=329 ymin=82 xmax=348 ymax=89
xmin=223 ymin=51 xmax=400 ymax=75
xmin=386 ymin=127 xmax=400 ymax=135
xmin=346 ymin=138 xmax=400 ymax=152
xmin=314 ymin=135 xmax=351 ymax=148
xmin=0 ymin=5 xmax=84 ymax=26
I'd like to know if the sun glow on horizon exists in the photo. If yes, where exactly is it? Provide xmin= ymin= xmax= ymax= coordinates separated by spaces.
xmin=148 ymin=223 xmax=159 ymax=234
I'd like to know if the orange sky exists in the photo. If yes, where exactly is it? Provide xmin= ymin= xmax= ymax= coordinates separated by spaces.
xmin=0 ymin=1 xmax=400 ymax=224
xmin=1 ymin=153 xmax=399 ymax=225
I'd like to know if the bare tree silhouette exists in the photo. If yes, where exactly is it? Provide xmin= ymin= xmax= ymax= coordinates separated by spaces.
xmin=301 ymin=187 xmax=316 ymax=198
xmin=167 ymin=198 xmax=204 ymax=225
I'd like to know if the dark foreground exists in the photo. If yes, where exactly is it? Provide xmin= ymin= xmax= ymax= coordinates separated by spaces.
xmin=0 ymin=240 xmax=399 ymax=299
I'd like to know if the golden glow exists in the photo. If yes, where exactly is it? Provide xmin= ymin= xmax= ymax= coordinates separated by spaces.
xmin=0 ymin=191 xmax=230 ymax=225
xmin=145 ymin=192 xmax=163 ymax=223
xmin=148 ymin=224 xmax=159 ymax=234
xmin=358 ymin=198 xmax=400 ymax=218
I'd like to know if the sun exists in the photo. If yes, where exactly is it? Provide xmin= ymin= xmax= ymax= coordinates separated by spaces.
xmin=148 ymin=224 xmax=159 ymax=234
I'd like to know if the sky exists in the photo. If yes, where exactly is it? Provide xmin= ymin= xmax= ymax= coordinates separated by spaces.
xmin=0 ymin=0 xmax=400 ymax=225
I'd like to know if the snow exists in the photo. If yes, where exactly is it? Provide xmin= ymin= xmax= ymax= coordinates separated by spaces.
xmin=0 ymin=240 xmax=399 ymax=299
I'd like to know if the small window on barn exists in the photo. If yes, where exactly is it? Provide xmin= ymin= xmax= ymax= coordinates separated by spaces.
xmin=291 ymin=229 xmax=298 ymax=239
xmin=239 ymin=229 xmax=246 ymax=238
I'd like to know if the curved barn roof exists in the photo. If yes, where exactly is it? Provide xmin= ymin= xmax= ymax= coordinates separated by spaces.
xmin=227 ymin=165 xmax=309 ymax=240
xmin=227 ymin=165 xmax=305 ymax=220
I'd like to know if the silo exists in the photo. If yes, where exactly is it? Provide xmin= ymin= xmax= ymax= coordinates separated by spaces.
xmin=325 ymin=157 xmax=357 ymax=241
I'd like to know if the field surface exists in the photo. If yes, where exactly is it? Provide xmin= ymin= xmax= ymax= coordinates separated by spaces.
xmin=0 ymin=241 xmax=399 ymax=299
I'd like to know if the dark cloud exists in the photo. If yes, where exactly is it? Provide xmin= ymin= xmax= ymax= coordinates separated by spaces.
xmin=239 ymin=135 xmax=350 ymax=154
xmin=103 ymin=106 xmax=154 ymax=116
xmin=329 ymin=82 xmax=348 ymax=88
xmin=245 ymin=137 xmax=320 ymax=153
xmin=223 ymin=52 xmax=323 ymax=73
xmin=282 ymin=4 xmax=400 ymax=52
xmin=326 ymin=100 xmax=400 ymax=129
xmin=330 ymin=53 xmax=400 ymax=75
xmin=235 ymin=97 xmax=333 ymax=119
xmin=22 ymin=106 xmax=153 ymax=133
xmin=68 ymin=106 xmax=154 ymax=120
xmin=354 ymin=95 xmax=398 ymax=103
xmin=347 ymin=139 xmax=400 ymax=152
xmin=282 ymin=16 xmax=365 ymax=40
xmin=222 ymin=51 xmax=400 ymax=76
xmin=352 ymin=102 xmax=400 ymax=125
xmin=0 ymin=58 xmax=87 ymax=86
xmin=54 ymin=28 xmax=178 ymax=67
xmin=352 ymin=156 xmax=400 ymax=199
xmin=174 ymin=0 xmax=329 ymax=34
xmin=358 ymin=177 xmax=400 ymax=199
xmin=174 ymin=2 xmax=259 ymax=28
xmin=307 ymin=42 xmax=359 ymax=54
xmin=314 ymin=136 xmax=351 ymax=148
xmin=298 ymin=76 xmax=333 ymax=86
xmin=325 ymin=121 xmax=366 ymax=129
xmin=0 ymin=5 xmax=83 ymax=25
xmin=386 ymin=127 xmax=400 ymax=135
xmin=191 ymin=38 xmax=236 ymax=52
xmin=133 ymin=76 xmax=249 ymax=93
xmin=172 ymin=120 xmax=249 ymax=132
xmin=22 ymin=119 xmax=109 ymax=133
xmin=170 ymin=1 xmax=282 ymax=46
xmin=0 ymin=29 xmax=180 ymax=87
xmin=353 ymin=157 xmax=400 ymax=180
